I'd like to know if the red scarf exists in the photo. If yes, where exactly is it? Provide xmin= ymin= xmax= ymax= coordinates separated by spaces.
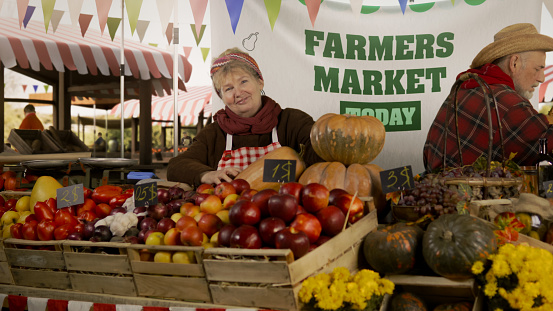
xmin=215 ymin=96 xmax=282 ymax=135
xmin=458 ymin=63 xmax=516 ymax=90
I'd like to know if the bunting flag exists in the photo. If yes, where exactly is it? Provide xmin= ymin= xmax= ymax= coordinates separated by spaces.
xmin=68 ymin=0 xmax=84 ymax=27
xmin=201 ymin=47 xmax=210 ymax=62
xmin=51 ymin=9 xmax=64 ymax=32
xmin=22 ymin=85 xmax=27 ymax=92
xmin=165 ymin=22 xmax=173 ymax=45
xmin=125 ymin=0 xmax=143 ymax=35
xmin=47 ymin=299 xmax=68 ymax=311
xmin=79 ymin=13 xmax=93 ymax=37
xmin=225 ymin=0 xmax=244 ymax=34
xmin=451 ymin=0 xmax=456 ymax=4
xmin=93 ymin=303 xmax=116 ymax=311
xmin=305 ymin=0 xmax=321 ymax=27
xmin=191 ymin=24 xmax=206 ymax=45
xmin=136 ymin=20 xmax=150 ymax=43
xmin=96 ymin=0 xmax=113 ymax=35
xmin=156 ymin=0 xmax=173 ymax=38
xmin=263 ymin=0 xmax=281 ymax=31
xmin=107 ymin=17 xmax=122 ymax=41
xmin=33 ymin=85 xmax=38 ymax=92
xmin=17 ymin=0 xmax=29 ymax=28
xmin=398 ymin=0 xmax=408 ymax=14
xmin=44 ymin=85 xmax=49 ymax=93
xmin=115 ymin=304 xmax=142 ymax=311
xmin=41 ymin=0 xmax=55 ymax=32
xmin=8 ymin=295 xmax=27 ymax=311
xmin=182 ymin=46 xmax=192 ymax=58
xmin=23 ymin=5 xmax=35 ymax=28
xmin=26 ymin=297 xmax=48 ymax=311
xmin=190 ymin=0 xmax=208 ymax=38
xmin=67 ymin=301 xmax=94 ymax=311
xmin=350 ymin=0 xmax=363 ymax=19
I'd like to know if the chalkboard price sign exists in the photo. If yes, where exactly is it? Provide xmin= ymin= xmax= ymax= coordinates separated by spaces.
xmin=379 ymin=165 xmax=414 ymax=194
xmin=262 ymin=159 xmax=297 ymax=183
xmin=134 ymin=182 xmax=158 ymax=207
xmin=56 ymin=184 xmax=85 ymax=209
xmin=544 ymin=180 xmax=553 ymax=198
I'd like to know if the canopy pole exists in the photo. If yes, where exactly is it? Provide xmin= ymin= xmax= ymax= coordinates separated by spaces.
xmin=173 ymin=0 xmax=179 ymax=158
xmin=93 ymin=103 xmax=96 ymax=157
xmin=120 ymin=0 xmax=125 ymax=158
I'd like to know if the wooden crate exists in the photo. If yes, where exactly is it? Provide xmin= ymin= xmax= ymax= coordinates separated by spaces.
xmin=127 ymin=244 xmax=211 ymax=302
xmin=3 ymin=238 xmax=69 ymax=289
xmin=383 ymin=275 xmax=483 ymax=311
xmin=0 ymin=240 xmax=12 ymax=284
xmin=62 ymin=240 xmax=136 ymax=296
xmin=203 ymin=209 xmax=378 ymax=310
xmin=7 ymin=129 xmax=62 ymax=154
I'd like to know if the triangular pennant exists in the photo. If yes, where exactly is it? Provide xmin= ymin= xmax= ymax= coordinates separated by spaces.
xmin=23 ymin=5 xmax=35 ymax=28
xmin=263 ymin=0 xmax=281 ymax=31
xmin=189 ymin=0 xmax=208 ymax=38
xmin=190 ymin=24 xmax=206 ymax=46
xmin=33 ymin=85 xmax=38 ymax=92
xmin=42 ymin=0 xmax=55 ymax=33
xmin=44 ymin=85 xmax=49 ymax=93
xmin=156 ymin=0 xmax=173 ymax=38
xmin=398 ymin=0 xmax=408 ymax=14
xmin=67 ymin=301 xmax=93 ymax=311
xmin=26 ymin=297 xmax=48 ymax=311
xmin=51 ymin=9 xmax=64 ymax=32
xmin=182 ymin=46 xmax=192 ymax=58
xmin=96 ymin=0 xmax=112 ymax=35
xmin=79 ymin=14 xmax=93 ymax=37
xmin=93 ymin=303 xmax=116 ymax=311
xmin=136 ymin=20 xmax=150 ymax=43
xmin=107 ymin=17 xmax=121 ymax=41
xmin=350 ymin=0 xmax=363 ymax=19
xmin=166 ymin=22 xmax=173 ymax=45
xmin=0 ymin=295 xmax=6 ymax=309
xmin=451 ymin=0 xmax=455 ymax=5
xmin=305 ymin=0 xmax=321 ymax=27
xmin=125 ymin=0 xmax=143 ymax=35
xmin=142 ymin=307 xmax=169 ymax=311
xmin=224 ymin=0 xmax=244 ymax=34
xmin=68 ymin=0 xmax=84 ymax=27
xmin=46 ymin=300 xmax=68 ymax=311
xmin=17 ymin=0 xmax=29 ymax=28
xmin=22 ymin=85 xmax=27 ymax=92
xmin=115 ymin=304 xmax=142 ymax=311
xmin=201 ymin=47 xmax=210 ymax=62
xmin=168 ymin=308 xmax=198 ymax=311
xmin=8 ymin=295 xmax=27 ymax=311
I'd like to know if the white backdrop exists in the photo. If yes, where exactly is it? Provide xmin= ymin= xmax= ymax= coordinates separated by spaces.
xmin=210 ymin=0 xmax=543 ymax=173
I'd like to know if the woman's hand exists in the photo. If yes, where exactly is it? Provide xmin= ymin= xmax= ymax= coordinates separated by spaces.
xmin=200 ymin=167 xmax=242 ymax=185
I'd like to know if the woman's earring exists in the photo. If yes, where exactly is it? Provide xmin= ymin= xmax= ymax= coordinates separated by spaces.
xmin=261 ymin=89 xmax=265 ymax=95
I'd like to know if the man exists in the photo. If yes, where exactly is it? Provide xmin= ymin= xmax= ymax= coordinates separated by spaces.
xmin=423 ymin=23 xmax=553 ymax=172
xmin=94 ymin=132 xmax=106 ymax=151
xmin=18 ymin=104 xmax=44 ymax=130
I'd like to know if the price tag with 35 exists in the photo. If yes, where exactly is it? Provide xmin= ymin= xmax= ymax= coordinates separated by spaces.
xmin=379 ymin=165 xmax=414 ymax=194
xmin=544 ymin=180 xmax=553 ymax=198
xmin=134 ymin=182 xmax=158 ymax=207
xmin=56 ymin=184 xmax=85 ymax=209
xmin=262 ymin=159 xmax=297 ymax=183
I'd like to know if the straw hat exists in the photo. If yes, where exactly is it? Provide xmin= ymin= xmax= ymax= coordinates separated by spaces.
xmin=470 ymin=23 xmax=553 ymax=69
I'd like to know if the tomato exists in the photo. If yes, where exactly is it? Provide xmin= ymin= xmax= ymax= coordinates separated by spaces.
xmin=76 ymin=198 xmax=97 ymax=216
xmin=4 ymin=177 xmax=17 ymax=191
xmin=73 ymin=223 xmax=85 ymax=234
xmin=10 ymin=223 xmax=23 ymax=239
xmin=95 ymin=203 xmax=113 ymax=219
xmin=54 ymin=224 xmax=73 ymax=240
xmin=37 ymin=219 xmax=56 ymax=241
xmin=109 ymin=193 xmax=132 ymax=209
xmin=91 ymin=185 xmax=123 ymax=204
xmin=22 ymin=220 xmax=38 ymax=240
xmin=123 ymin=188 xmax=134 ymax=195
xmin=78 ymin=211 xmax=98 ymax=222
xmin=33 ymin=201 xmax=55 ymax=222
xmin=54 ymin=209 xmax=78 ymax=228
xmin=83 ymin=187 xmax=93 ymax=199
xmin=1 ymin=171 xmax=16 ymax=180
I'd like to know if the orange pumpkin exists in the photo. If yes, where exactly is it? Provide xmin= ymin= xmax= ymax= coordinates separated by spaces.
xmin=298 ymin=162 xmax=387 ymax=216
xmin=235 ymin=146 xmax=306 ymax=191
xmin=310 ymin=113 xmax=386 ymax=165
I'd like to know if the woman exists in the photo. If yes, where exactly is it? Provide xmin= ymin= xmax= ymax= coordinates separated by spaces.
xmin=167 ymin=48 xmax=323 ymax=186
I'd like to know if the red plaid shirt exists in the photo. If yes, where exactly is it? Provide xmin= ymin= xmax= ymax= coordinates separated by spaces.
xmin=423 ymin=77 xmax=553 ymax=172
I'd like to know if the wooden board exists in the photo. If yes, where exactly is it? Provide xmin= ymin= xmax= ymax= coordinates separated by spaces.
xmin=0 ymin=262 xmax=13 ymax=284
xmin=5 ymin=248 xmax=65 ymax=269
xmin=63 ymin=241 xmax=132 ymax=274
xmin=134 ymin=274 xmax=211 ymax=301
xmin=69 ymin=273 xmax=137 ymax=296
xmin=209 ymin=284 xmax=296 ymax=310
xmin=10 ymin=269 xmax=71 ymax=290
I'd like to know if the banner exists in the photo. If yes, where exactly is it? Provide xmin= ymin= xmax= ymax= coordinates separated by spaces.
xmin=210 ymin=0 xmax=544 ymax=173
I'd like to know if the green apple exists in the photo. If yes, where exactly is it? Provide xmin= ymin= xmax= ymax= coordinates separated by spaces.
xmin=1 ymin=211 xmax=20 ymax=227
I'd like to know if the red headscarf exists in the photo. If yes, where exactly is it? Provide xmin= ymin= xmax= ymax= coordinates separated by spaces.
xmin=215 ymin=96 xmax=282 ymax=135
xmin=458 ymin=63 xmax=516 ymax=90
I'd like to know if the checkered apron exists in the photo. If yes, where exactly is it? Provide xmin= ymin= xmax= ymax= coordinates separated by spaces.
xmin=217 ymin=127 xmax=281 ymax=170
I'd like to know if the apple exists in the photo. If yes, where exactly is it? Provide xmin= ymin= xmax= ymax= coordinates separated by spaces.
xmin=194 ymin=211 xmax=207 ymax=223
xmin=214 ymin=182 xmax=236 ymax=200
xmin=196 ymin=183 xmax=215 ymax=194
xmin=240 ymin=188 xmax=258 ymax=201
xmin=296 ymin=205 xmax=307 ymax=215
xmin=175 ymin=215 xmax=197 ymax=230
xmin=315 ymin=235 xmax=332 ymax=246
xmin=210 ymin=231 xmax=219 ymax=246
xmin=167 ymin=199 xmax=187 ymax=215
xmin=1 ymin=210 xmax=19 ymax=227
xmin=5 ymin=198 xmax=17 ymax=211
xmin=139 ymin=249 xmax=153 ymax=261
xmin=279 ymin=182 xmax=304 ymax=203
xmin=171 ymin=212 xmax=184 ymax=223
xmin=329 ymin=188 xmax=349 ymax=206
xmin=139 ymin=217 xmax=158 ymax=231
xmin=230 ymin=179 xmax=250 ymax=195
xmin=197 ymin=213 xmax=223 ymax=238
xmin=163 ymin=228 xmax=183 ymax=245
xmin=316 ymin=206 xmax=347 ymax=237
xmin=251 ymin=189 xmax=278 ymax=218
xmin=216 ymin=209 xmax=230 ymax=224
xmin=290 ymin=213 xmax=322 ymax=244
xmin=183 ymin=205 xmax=201 ymax=218
xmin=179 ymin=202 xmax=195 ymax=214
xmin=335 ymin=194 xmax=365 ymax=224
xmin=228 ymin=200 xmax=261 ymax=226
xmin=200 ymin=195 xmax=224 ymax=214
xmin=10 ymin=222 xmax=23 ymax=239
xmin=258 ymin=217 xmax=287 ymax=247
xmin=173 ymin=251 xmax=196 ymax=264
xmin=145 ymin=231 xmax=165 ymax=245
xmin=194 ymin=193 xmax=211 ymax=206
xmin=156 ymin=217 xmax=176 ymax=233
xmin=157 ymin=188 xmax=171 ymax=204
xmin=222 ymin=194 xmax=240 ymax=210
xmin=147 ymin=203 xmax=169 ymax=221
xmin=180 ymin=225 xmax=205 ymax=246
xmin=154 ymin=251 xmax=173 ymax=263
xmin=274 ymin=227 xmax=310 ymax=259
xmin=267 ymin=194 xmax=298 ymax=223
xmin=218 ymin=224 xmax=237 ymax=247
xmin=301 ymin=183 xmax=329 ymax=213
xmin=229 ymin=225 xmax=262 ymax=249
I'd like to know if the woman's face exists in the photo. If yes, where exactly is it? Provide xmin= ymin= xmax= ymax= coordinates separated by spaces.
xmin=219 ymin=69 xmax=264 ymax=118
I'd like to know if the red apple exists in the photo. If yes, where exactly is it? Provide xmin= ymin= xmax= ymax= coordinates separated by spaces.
xmin=194 ymin=193 xmax=211 ymax=206
xmin=240 ymin=189 xmax=258 ymax=201
xmin=335 ymin=194 xmax=365 ymax=224
xmin=147 ymin=203 xmax=169 ymax=221
xmin=156 ymin=217 xmax=176 ymax=233
xmin=290 ymin=213 xmax=322 ymax=243
xmin=229 ymin=225 xmax=262 ymax=249
xmin=200 ymin=195 xmax=224 ymax=214
xmin=251 ymin=189 xmax=278 ymax=218
xmin=163 ymin=228 xmax=183 ymax=245
xmin=196 ymin=183 xmax=215 ymax=194
xmin=214 ymin=182 xmax=236 ymax=200
xmin=218 ymin=224 xmax=237 ymax=247
xmin=274 ymin=227 xmax=310 ymax=259
xmin=180 ymin=225 xmax=205 ymax=246
xmin=5 ymin=198 xmax=17 ymax=211
xmin=279 ymin=182 xmax=304 ymax=203
xmin=258 ymin=217 xmax=287 ymax=247
xmin=230 ymin=179 xmax=250 ymax=195
xmin=315 ymin=235 xmax=332 ymax=246
xmin=167 ymin=199 xmax=187 ymax=215
xmin=197 ymin=213 xmax=223 ymax=238
xmin=228 ymin=200 xmax=261 ymax=226
xmin=267 ymin=194 xmax=298 ymax=223
xmin=316 ymin=205 xmax=347 ymax=237
xmin=301 ymin=183 xmax=329 ymax=213
xmin=222 ymin=194 xmax=240 ymax=209
xmin=296 ymin=205 xmax=307 ymax=215
xmin=329 ymin=188 xmax=349 ymax=206
xmin=175 ymin=215 xmax=197 ymax=230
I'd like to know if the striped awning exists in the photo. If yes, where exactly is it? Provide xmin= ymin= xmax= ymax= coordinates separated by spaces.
xmin=539 ymin=65 xmax=553 ymax=102
xmin=110 ymin=85 xmax=213 ymax=126
xmin=0 ymin=18 xmax=192 ymax=96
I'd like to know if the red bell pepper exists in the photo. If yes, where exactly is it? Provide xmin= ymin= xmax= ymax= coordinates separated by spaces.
xmin=54 ymin=209 xmax=79 ymax=228
xmin=76 ymin=198 xmax=97 ymax=216
xmin=37 ymin=219 xmax=55 ymax=241
xmin=83 ymin=187 xmax=93 ymax=199
xmin=34 ymin=201 xmax=55 ymax=222
xmin=109 ymin=193 xmax=133 ymax=209
xmin=91 ymin=185 xmax=123 ymax=204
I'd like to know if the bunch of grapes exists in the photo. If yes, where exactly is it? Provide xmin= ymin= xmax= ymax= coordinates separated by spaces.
xmin=397 ymin=176 xmax=460 ymax=217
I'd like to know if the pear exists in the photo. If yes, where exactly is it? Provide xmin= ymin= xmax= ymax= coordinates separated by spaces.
xmin=30 ymin=176 xmax=63 ymax=213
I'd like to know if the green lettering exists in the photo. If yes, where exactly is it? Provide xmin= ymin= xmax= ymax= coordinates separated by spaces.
xmin=395 ymin=35 xmax=414 ymax=60
xmin=426 ymin=67 xmax=447 ymax=92
xmin=368 ymin=36 xmax=393 ymax=61
xmin=345 ymin=108 xmax=361 ymax=115
xmin=406 ymin=69 xmax=425 ymax=94
xmin=436 ymin=32 xmax=454 ymax=58
xmin=345 ymin=34 xmax=367 ymax=60
xmin=362 ymin=70 xmax=383 ymax=95
xmin=402 ymin=107 xmax=416 ymax=125
xmin=314 ymin=66 xmax=340 ymax=93
xmin=376 ymin=109 xmax=389 ymax=125
xmin=389 ymin=108 xmax=403 ymax=126
xmin=361 ymin=108 xmax=375 ymax=117
xmin=341 ymin=69 xmax=362 ymax=94
xmin=415 ymin=34 xmax=435 ymax=59
xmin=323 ymin=32 xmax=345 ymax=59
xmin=385 ymin=70 xmax=405 ymax=95
xmin=305 ymin=30 xmax=324 ymax=56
